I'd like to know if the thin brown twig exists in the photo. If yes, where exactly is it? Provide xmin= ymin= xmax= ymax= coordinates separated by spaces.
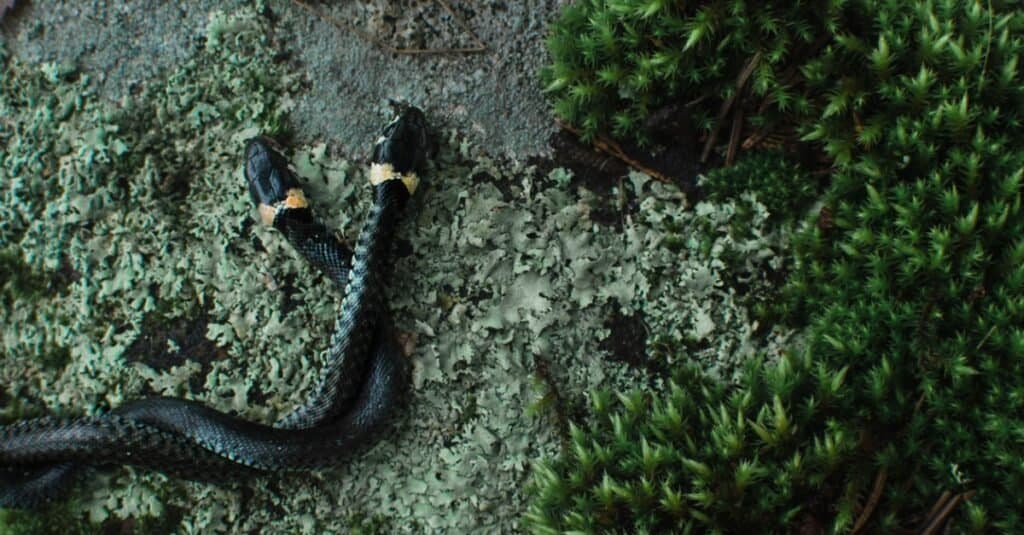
xmin=735 ymin=34 xmax=833 ymax=154
xmin=685 ymin=94 xmax=710 ymax=109
xmin=913 ymin=391 xmax=928 ymax=415
xmin=726 ymin=105 xmax=744 ymax=166
xmin=291 ymin=0 xmax=387 ymax=51
xmin=556 ymin=119 xmax=673 ymax=184
xmin=700 ymin=51 xmax=762 ymax=163
xmin=292 ymin=0 xmax=486 ymax=55
xmin=851 ymin=468 xmax=888 ymax=535
xmin=921 ymin=491 xmax=953 ymax=528
xmin=975 ymin=324 xmax=997 ymax=350
xmin=918 ymin=490 xmax=975 ymax=535
xmin=741 ymin=94 xmax=779 ymax=150
xmin=741 ymin=129 xmax=769 ymax=151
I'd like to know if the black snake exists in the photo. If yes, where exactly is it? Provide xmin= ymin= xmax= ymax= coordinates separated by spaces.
xmin=0 ymin=105 xmax=431 ymax=507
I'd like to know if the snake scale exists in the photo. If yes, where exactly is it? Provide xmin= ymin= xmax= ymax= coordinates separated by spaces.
xmin=0 ymin=105 xmax=431 ymax=507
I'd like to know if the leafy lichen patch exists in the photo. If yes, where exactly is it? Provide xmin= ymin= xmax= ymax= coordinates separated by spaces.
xmin=1 ymin=3 xmax=790 ymax=533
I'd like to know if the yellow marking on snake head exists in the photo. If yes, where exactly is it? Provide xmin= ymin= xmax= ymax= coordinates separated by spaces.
xmin=284 ymin=188 xmax=309 ymax=209
xmin=369 ymin=162 xmax=419 ymax=194
xmin=258 ymin=203 xmax=277 ymax=226
xmin=258 ymin=189 xmax=308 ymax=226
xmin=369 ymin=163 xmax=396 ymax=186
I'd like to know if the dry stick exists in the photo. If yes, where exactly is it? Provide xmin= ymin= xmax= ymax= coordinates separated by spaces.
xmin=685 ymin=94 xmax=711 ymax=109
xmin=738 ymin=34 xmax=830 ymax=152
xmin=741 ymin=94 xmax=778 ymax=150
xmin=851 ymin=468 xmax=888 ymax=535
xmin=555 ymin=119 xmax=674 ymax=184
xmin=725 ymin=105 xmax=745 ymax=166
xmin=291 ymin=0 xmax=389 ymax=51
xmin=741 ymin=130 xmax=769 ymax=151
xmin=975 ymin=324 xmax=998 ymax=350
xmin=291 ymin=0 xmax=486 ymax=55
xmin=919 ymin=490 xmax=975 ymax=535
xmin=922 ymin=491 xmax=953 ymax=528
xmin=700 ymin=51 xmax=762 ymax=163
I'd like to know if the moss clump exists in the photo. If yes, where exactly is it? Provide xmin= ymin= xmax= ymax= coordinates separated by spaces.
xmin=526 ymin=353 xmax=848 ymax=533
xmin=542 ymin=0 xmax=845 ymax=143
xmin=777 ymin=0 xmax=1024 ymax=528
xmin=527 ymin=1 xmax=1024 ymax=532
xmin=700 ymin=149 xmax=821 ymax=225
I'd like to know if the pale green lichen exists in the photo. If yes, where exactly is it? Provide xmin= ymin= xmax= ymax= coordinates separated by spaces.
xmin=1 ymin=2 xmax=793 ymax=533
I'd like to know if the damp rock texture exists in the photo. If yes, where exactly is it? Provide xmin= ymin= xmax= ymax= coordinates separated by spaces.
xmin=0 ymin=0 xmax=561 ymax=160
xmin=0 ymin=2 xmax=790 ymax=533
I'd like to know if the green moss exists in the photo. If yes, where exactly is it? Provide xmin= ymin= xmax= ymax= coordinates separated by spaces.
xmin=700 ymin=149 xmax=822 ymax=225
xmin=542 ymin=0 xmax=845 ymax=143
xmin=0 ymin=501 xmax=103 ymax=535
xmin=527 ymin=0 xmax=1024 ymax=533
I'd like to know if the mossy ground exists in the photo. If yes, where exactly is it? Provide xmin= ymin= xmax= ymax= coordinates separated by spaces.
xmin=0 ymin=2 xmax=783 ymax=533
xmin=529 ymin=0 xmax=1024 ymax=533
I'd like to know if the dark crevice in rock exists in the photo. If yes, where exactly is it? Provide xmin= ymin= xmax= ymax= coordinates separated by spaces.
xmin=599 ymin=305 xmax=665 ymax=376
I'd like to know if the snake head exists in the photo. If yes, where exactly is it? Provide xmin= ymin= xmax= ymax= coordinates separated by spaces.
xmin=244 ymin=136 xmax=301 ymax=207
xmin=371 ymin=104 xmax=433 ymax=175
xmin=244 ymin=137 xmax=308 ymax=225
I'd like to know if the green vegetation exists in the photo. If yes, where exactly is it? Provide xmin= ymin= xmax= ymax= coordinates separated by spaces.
xmin=542 ymin=0 xmax=844 ymax=143
xmin=344 ymin=511 xmax=398 ymax=535
xmin=0 ymin=501 xmax=103 ymax=535
xmin=700 ymin=149 xmax=821 ymax=225
xmin=528 ymin=0 xmax=1024 ymax=532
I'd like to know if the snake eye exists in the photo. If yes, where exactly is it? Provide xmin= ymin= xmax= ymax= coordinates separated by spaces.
xmin=245 ymin=137 xmax=299 ymax=206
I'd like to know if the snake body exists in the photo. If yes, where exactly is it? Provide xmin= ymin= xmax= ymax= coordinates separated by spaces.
xmin=0 ymin=106 xmax=431 ymax=507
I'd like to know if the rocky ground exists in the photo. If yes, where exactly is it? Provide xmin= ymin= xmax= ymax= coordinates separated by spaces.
xmin=1 ymin=0 xmax=559 ymax=159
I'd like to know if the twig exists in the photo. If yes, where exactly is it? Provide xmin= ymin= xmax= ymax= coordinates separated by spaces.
xmin=851 ymin=468 xmax=887 ymax=535
xmin=923 ymin=490 xmax=953 ymax=524
xmin=918 ymin=490 xmax=975 ymax=535
xmin=291 ymin=0 xmax=388 ymax=51
xmin=556 ymin=119 xmax=673 ymax=184
xmin=725 ymin=105 xmax=744 ymax=166
xmin=741 ymin=94 xmax=779 ymax=150
xmin=291 ymin=0 xmax=486 ymax=55
xmin=700 ymin=51 xmax=762 ymax=163
xmin=685 ymin=94 xmax=710 ymax=109
xmin=975 ymin=324 xmax=997 ymax=350
xmin=736 ymin=34 xmax=831 ymax=153
xmin=741 ymin=129 xmax=769 ymax=151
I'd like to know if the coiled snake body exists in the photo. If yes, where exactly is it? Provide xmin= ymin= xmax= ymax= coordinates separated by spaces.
xmin=0 ymin=106 xmax=431 ymax=507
